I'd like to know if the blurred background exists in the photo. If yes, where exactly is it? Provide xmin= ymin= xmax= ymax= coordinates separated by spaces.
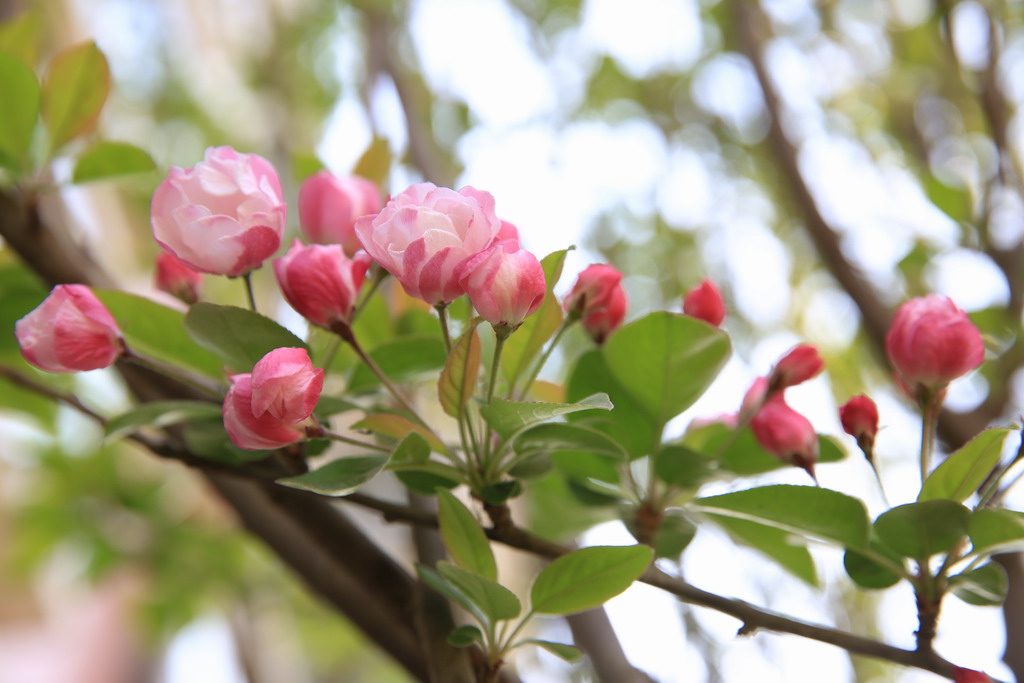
xmin=2 ymin=0 xmax=1024 ymax=681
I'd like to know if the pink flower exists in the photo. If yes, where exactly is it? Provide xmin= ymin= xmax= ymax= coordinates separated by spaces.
xmin=885 ymin=295 xmax=984 ymax=396
xmin=299 ymin=171 xmax=382 ymax=255
xmin=953 ymin=668 xmax=992 ymax=683
xmin=770 ymin=344 xmax=824 ymax=391
xmin=564 ymin=264 xmax=628 ymax=344
xmin=151 ymin=146 xmax=286 ymax=277
xmin=15 ymin=285 xmax=123 ymax=373
xmin=273 ymin=240 xmax=372 ymax=330
xmin=354 ymin=183 xmax=501 ymax=306
xmin=155 ymin=252 xmax=202 ymax=305
xmin=750 ymin=396 xmax=818 ymax=479
xmin=222 ymin=348 xmax=323 ymax=450
xmin=839 ymin=394 xmax=879 ymax=453
xmin=495 ymin=220 xmax=520 ymax=246
xmin=459 ymin=240 xmax=546 ymax=334
xmin=683 ymin=279 xmax=725 ymax=327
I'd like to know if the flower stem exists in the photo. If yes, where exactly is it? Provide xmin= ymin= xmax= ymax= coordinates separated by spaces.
xmin=514 ymin=318 xmax=571 ymax=400
xmin=317 ymin=428 xmax=392 ymax=453
xmin=487 ymin=334 xmax=506 ymax=405
xmin=121 ymin=346 xmax=224 ymax=399
xmin=242 ymin=272 xmax=257 ymax=313
xmin=352 ymin=266 xmax=387 ymax=323
xmin=317 ymin=336 xmax=342 ymax=370
xmin=918 ymin=391 xmax=941 ymax=487
xmin=436 ymin=303 xmax=452 ymax=353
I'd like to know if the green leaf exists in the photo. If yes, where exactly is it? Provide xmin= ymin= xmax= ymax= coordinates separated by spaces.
xmin=969 ymin=508 xmax=1024 ymax=555
xmin=843 ymin=538 xmax=904 ymax=589
xmin=603 ymin=312 xmax=730 ymax=429
xmin=530 ymin=545 xmax=652 ymax=615
xmin=396 ymin=470 xmax=461 ymax=495
xmin=920 ymin=427 xmax=1013 ymax=502
xmin=438 ymin=321 xmax=481 ymax=418
xmin=314 ymin=395 xmax=361 ymax=417
xmin=41 ymin=41 xmax=110 ymax=150
xmin=353 ymin=413 xmax=448 ymax=454
xmin=0 ymin=10 xmax=43 ymax=67
xmin=438 ymin=562 xmax=521 ymax=621
xmin=709 ymin=515 xmax=817 ymax=586
xmin=104 ymin=400 xmax=222 ymax=442
xmin=512 ymin=423 xmax=626 ymax=482
xmin=0 ymin=52 xmax=38 ymax=172
xmin=566 ymin=349 xmax=659 ymax=458
xmin=387 ymin=432 xmax=432 ymax=466
xmin=184 ymin=302 xmax=308 ymax=373
xmin=951 ymin=563 xmax=1008 ymax=606
xmin=874 ymin=500 xmax=970 ymax=559
xmin=502 ymin=249 xmax=570 ymax=387
xmin=417 ymin=565 xmax=482 ymax=620
xmin=695 ymin=485 xmax=870 ymax=549
xmin=521 ymin=639 xmax=583 ymax=662
xmin=447 ymin=625 xmax=483 ymax=648
xmin=352 ymin=136 xmax=391 ymax=189
xmin=478 ymin=480 xmax=523 ymax=504
xmin=347 ymin=335 xmax=446 ymax=393
xmin=480 ymin=393 xmax=613 ymax=442
xmin=654 ymin=444 xmax=712 ymax=488
xmin=72 ymin=141 xmax=155 ymax=183
xmin=437 ymin=489 xmax=497 ymax=581
xmin=653 ymin=513 xmax=696 ymax=559
xmin=276 ymin=456 xmax=387 ymax=497
xmin=385 ymin=434 xmax=465 ymax=493
xmin=686 ymin=422 xmax=845 ymax=475
xmin=95 ymin=290 xmax=224 ymax=379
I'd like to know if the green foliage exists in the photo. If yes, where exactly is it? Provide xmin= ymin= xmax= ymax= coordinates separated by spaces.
xmin=184 ymin=302 xmax=308 ymax=373
xmin=0 ymin=52 xmax=38 ymax=172
xmin=72 ymin=141 xmax=156 ymax=183
xmin=519 ymin=639 xmax=583 ymax=662
xmin=347 ymin=335 xmax=447 ymax=392
xmin=480 ymin=393 xmax=613 ymax=442
xmin=950 ymin=563 xmax=1008 ymax=606
xmin=437 ymin=489 xmax=497 ymax=580
xmin=41 ymin=41 xmax=109 ymax=151
xmin=968 ymin=509 xmax=1024 ymax=555
xmin=709 ymin=515 xmax=818 ymax=586
xmin=104 ymin=400 xmax=222 ymax=442
xmin=874 ymin=501 xmax=970 ymax=559
xmin=438 ymin=320 xmax=482 ymax=417
xmin=529 ymin=545 xmax=653 ymax=615
xmin=277 ymin=456 xmax=388 ymax=496
xmin=919 ymin=427 xmax=1014 ymax=502
xmin=843 ymin=539 xmax=904 ymax=590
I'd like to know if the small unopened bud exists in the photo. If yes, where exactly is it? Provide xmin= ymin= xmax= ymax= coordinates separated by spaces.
xmin=839 ymin=394 xmax=879 ymax=461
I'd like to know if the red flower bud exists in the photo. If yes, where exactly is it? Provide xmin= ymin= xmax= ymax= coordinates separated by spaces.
xmin=770 ymin=344 xmax=824 ymax=391
xmin=459 ymin=240 xmax=546 ymax=334
xmin=683 ymin=279 xmax=725 ymax=327
xmin=564 ymin=264 xmax=628 ymax=344
xmin=750 ymin=396 xmax=818 ymax=480
xmin=273 ymin=240 xmax=371 ymax=329
xmin=15 ymin=285 xmax=123 ymax=373
xmin=299 ymin=171 xmax=381 ymax=256
xmin=954 ymin=667 xmax=993 ymax=683
xmin=839 ymin=394 xmax=879 ymax=455
xmin=155 ymin=252 xmax=202 ymax=305
xmin=885 ymin=295 xmax=984 ymax=396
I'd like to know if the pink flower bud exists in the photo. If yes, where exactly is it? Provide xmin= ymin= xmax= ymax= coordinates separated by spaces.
xmin=155 ymin=252 xmax=202 ymax=305
xmin=564 ymin=264 xmax=628 ymax=344
xmin=249 ymin=348 xmax=324 ymax=422
xmin=222 ymin=348 xmax=323 ymax=450
xmin=770 ymin=344 xmax=824 ymax=391
xmin=750 ymin=396 xmax=818 ymax=479
xmin=953 ymin=668 xmax=992 ymax=683
xmin=151 ymin=146 xmax=286 ymax=277
xmin=683 ymin=279 xmax=725 ymax=327
xmin=459 ymin=240 xmax=546 ymax=334
xmin=273 ymin=240 xmax=372 ymax=329
xmin=354 ymin=183 xmax=501 ymax=306
xmin=839 ymin=394 xmax=879 ymax=453
xmin=298 ymin=171 xmax=382 ymax=256
xmin=885 ymin=295 xmax=984 ymax=395
xmin=739 ymin=376 xmax=769 ymax=421
xmin=15 ymin=285 xmax=123 ymax=373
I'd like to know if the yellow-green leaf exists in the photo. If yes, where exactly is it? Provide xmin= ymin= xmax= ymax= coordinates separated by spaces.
xmin=438 ymin=320 xmax=481 ymax=418
xmin=0 ymin=52 xmax=38 ymax=171
xmin=73 ymin=141 xmax=155 ymax=183
xmin=42 ymin=41 xmax=110 ymax=151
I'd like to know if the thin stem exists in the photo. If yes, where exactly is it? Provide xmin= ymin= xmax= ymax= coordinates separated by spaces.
xmin=979 ymin=426 xmax=1024 ymax=507
xmin=242 ymin=272 xmax=257 ymax=313
xmin=436 ymin=303 xmax=453 ymax=353
xmin=121 ymin=347 xmax=224 ymax=399
xmin=868 ymin=461 xmax=892 ymax=508
xmin=318 ymin=428 xmax=392 ymax=453
xmin=0 ymin=364 xmax=106 ymax=424
xmin=515 ymin=319 xmax=571 ymax=400
xmin=352 ymin=266 xmax=387 ymax=323
xmin=317 ymin=336 xmax=342 ymax=371
xmin=486 ymin=334 xmax=506 ymax=405
xmin=919 ymin=392 xmax=941 ymax=487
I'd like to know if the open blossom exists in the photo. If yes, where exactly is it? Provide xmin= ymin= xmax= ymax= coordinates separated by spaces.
xmin=839 ymin=394 xmax=879 ymax=455
xmin=885 ymin=295 xmax=984 ymax=396
xmin=299 ymin=171 xmax=381 ymax=255
xmin=459 ymin=240 xmax=546 ymax=333
xmin=683 ymin=279 xmax=725 ymax=327
xmin=564 ymin=264 xmax=628 ymax=344
xmin=15 ymin=285 xmax=123 ymax=373
xmin=223 ymin=348 xmax=323 ymax=450
xmin=273 ymin=240 xmax=371 ymax=329
xmin=354 ymin=183 xmax=501 ymax=305
xmin=770 ymin=344 xmax=824 ymax=391
xmin=151 ymin=146 xmax=286 ymax=277
xmin=750 ymin=396 xmax=818 ymax=479
xmin=155 ymin=252 xmax=202 ymax=305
